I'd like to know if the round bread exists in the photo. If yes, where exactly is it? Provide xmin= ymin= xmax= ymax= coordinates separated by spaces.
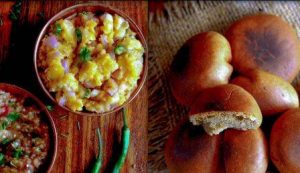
xmin=165 ymin=119 xmax=223 ymax=173
xmin=231 ymin=69 xmax=299 ymax=116
xmin=165 ymin=120 xmax=268 ymax=173
xmin=169 ymin=31 xmax=232 ymax=106
xmin=223 ymin=129 xmax=268 ymax=173
xmin=189 ymin=84 xmax=262 ymax=135
xmin=270 ymin=108 xmax=300 ymax=173
xmin=226 ymin=14 xmax=300 ymax=82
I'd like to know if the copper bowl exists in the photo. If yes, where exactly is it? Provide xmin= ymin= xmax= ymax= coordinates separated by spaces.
xmin=34 ymin=3 xmax=148 ymax=116
xmin=0 ymin=83 xmax=57 ymax=173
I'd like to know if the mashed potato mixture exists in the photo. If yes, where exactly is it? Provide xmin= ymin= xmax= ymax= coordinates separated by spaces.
xmin=38 ymin=12 xmax=144 ymax=113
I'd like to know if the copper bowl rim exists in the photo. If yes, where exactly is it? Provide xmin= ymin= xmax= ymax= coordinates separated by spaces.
xmin=33 ymin=3 xmax=148 ymax=116
xmin=0 ymin=83 xmax=58 ymax=173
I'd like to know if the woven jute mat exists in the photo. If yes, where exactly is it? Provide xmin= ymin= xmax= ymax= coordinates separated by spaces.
xmin=148 ymin=1 xmax=300 ymax=172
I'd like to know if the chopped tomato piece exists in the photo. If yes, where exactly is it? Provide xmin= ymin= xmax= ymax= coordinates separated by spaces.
xmin=0 ymin=105 xmax=9 ymax=117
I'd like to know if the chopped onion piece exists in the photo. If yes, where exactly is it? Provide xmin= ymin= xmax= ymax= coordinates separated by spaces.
xmin=45 ymin=35 xmax=58 ymax=48
xmin=100 ymin=35 xmax=108 ymax=47
xmin=83 ymin=82 xmax=93 ymax=88
xmin=58 ymin=96 xmax=66 ymax=106
xmin=61 ymin=59 xmax=69 ymax=73
xmin=109 ymin=52 xmax=116 ymax=60
xmin=90 ymin=89 xmax=100 ymax=97
xmin=67 ymin=91 xmax=76 ymax=97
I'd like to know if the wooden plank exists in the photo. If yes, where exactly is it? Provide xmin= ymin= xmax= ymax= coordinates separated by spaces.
xmin=0 ymin=1 xmax=148 ymax=172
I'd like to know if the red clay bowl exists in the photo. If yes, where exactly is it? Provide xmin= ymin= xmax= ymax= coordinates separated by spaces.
xmin=34 ymin=3 xmax=148 ymax=116
xmin=0 ymin=83 xmax=57 ymax=173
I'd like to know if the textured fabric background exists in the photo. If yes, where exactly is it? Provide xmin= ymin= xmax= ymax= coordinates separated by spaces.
xmin=148 ymin=1 xmax=300 ymax=172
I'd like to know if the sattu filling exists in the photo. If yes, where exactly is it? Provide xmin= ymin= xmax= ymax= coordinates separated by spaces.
xmin=189 ymin=111 xmax=258 ymax=135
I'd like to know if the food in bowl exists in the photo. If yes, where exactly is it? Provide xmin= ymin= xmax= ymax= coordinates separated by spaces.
xmin=0 ymin=90 xmax=50 ymax=172
xmin=37 ymin=11 xmax=144 ymax=113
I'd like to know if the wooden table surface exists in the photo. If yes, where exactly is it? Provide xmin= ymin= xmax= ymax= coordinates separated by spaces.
xmin=0 ymin=1 xmax=148 ymax=173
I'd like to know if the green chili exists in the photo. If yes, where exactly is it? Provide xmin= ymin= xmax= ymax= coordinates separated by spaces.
xmin=112 ymin=108 xmax=130 ymax=173
xmin=91 ymin=128 xmax=103 ymax=173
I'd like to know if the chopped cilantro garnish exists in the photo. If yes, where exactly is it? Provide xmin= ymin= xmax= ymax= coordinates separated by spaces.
xmin=114 ymin=45 xmax=126 ymax=55
xmin=46 ymin=105 xmax=53 ymax=111
xmin=1 ymin=138 xmax=11 ymax=145
xmin=75 ymin=28 xmax=82 ymax=42
xmin=8 ymin=100 xmax=15 ymax=107
xmin=34 ymin=147 xmax=41 ymax=152
xmin=9 ymin=1 xmax=22 ymax=21
xmin=79 ymin=47 xmax=91 ymax=62
xmin=9 ymin=11 xmax=18 ymax=21
xmin=0 ymin=121 xmax=7 ymax=130
xmin=83 ymin=89 xmax=91 ymax=99
xmin=81 ymin=11 xmax=88 ymax=15
xmin=0 ymin=121 xmax=8 ymax=130
xmin=54 ymin=23 xmax=62 ymax=35
xmin=7 ymin=112 xmax=20 ymax=122
xmin=0 ymin=153 xmax=4 ymax=165
xmin=13 ymin=147 xmax=23 ymax=159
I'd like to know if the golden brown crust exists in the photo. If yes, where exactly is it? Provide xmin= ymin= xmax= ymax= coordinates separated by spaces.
xmin=165 ymin=120 xmax=268 ymax=173
xmin=169 ymin=31 xmax=232 ymax=106
xmin=223 ymin=129 xmax=268 ymax=173
xmin=190 ymin=84 xmax=260 ymax=114
xmin=231 ymin=69 xmax=299 ymax=116
xmin=226 ymin=14 xmax=300 ymax=82
xmin=165 ymin=119 xmax=223 ymax=173
xmin=190 ymin=84 xmax=260 ymax=115
xmin=270 ymin=108 xmax=300 ymax=173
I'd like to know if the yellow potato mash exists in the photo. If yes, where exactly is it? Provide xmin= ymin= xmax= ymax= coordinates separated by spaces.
xmin=38 ymin=12 xmax=144 ymax=113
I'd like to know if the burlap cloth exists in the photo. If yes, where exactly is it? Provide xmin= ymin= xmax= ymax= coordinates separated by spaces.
xmin=148 ymin=1 xmax=300 ymax=173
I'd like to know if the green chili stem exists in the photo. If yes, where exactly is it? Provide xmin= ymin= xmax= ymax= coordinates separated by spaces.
xmin=112 ymin=108 xmax=130 ymax=173
xmin=91 ymin=128 xmax=103 ymax=173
